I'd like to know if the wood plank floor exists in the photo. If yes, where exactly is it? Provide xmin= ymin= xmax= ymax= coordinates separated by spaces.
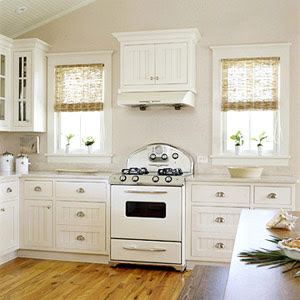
xmin=0 ymin=258 xmax=190 ymax=300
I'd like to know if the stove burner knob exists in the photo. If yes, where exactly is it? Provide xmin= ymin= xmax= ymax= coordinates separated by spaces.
xmin=132 ymin=176 xmax=139 ymax=182
xmin=165 ymin=176 xmax=172 ymax=183
xmin=172 ymin=153 xmax=179 ymax=159
xmin=152 ymin=176 xmax=159 ymax=183
xmin=161 ymin=153 xmax=168 ymax=160
xmin=119 ymin=175 xmax=127 ymax=182
xmin=149 ymin=153 xmax=156 ymax=160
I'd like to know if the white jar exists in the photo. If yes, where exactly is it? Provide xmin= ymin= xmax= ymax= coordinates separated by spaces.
xmin=0 ymin=151 xmax=14 ymax=172
xmin=16 ymin=154 xmax=31 ymax=174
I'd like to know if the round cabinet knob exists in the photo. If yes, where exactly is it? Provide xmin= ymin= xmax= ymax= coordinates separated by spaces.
xmin=172 ymin=153 xmax=179 ymax=159
xmin=152 ymin=176 xmax=159 ymax=183
xmin=119 ymin=175 xmax=127 ymax=182
xmin=165 ymin=176 xmax=172 ymax=183
xmin=149 ymin=153 xmax=156 ymax=160
xmin=132 ymin=176 xmax=139 ymax=182
xmin=161 ymin=153 xmax=168 ymax=160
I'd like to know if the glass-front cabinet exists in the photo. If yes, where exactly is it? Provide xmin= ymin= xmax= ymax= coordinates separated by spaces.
xmin=0 ymin=40 xmax=11 ymax=130
xmin=13 ymin=52 xmax=32 ymax=127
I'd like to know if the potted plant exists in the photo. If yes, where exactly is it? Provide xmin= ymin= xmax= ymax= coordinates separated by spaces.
xmin=82 ymin=136 xmax=95 ymax=154
xmin=251 ymin=131 xmax=268 ymax=156
xmin=230 ymin=131 xmax=244 ymax=155
xmin=65 ymin=133 xmax=74 ymax=154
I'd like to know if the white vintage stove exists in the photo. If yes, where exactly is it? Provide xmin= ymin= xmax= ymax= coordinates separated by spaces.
xmin=109 ymin=143 xmax=193 ymax=271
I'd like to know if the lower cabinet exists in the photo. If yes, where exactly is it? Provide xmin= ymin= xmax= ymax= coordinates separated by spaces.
xmin=23 ymin=199 xmax=53 ymax=248
xmin=0 ymin=200 xmax=18 ymax=255
xmin=187 ymin=181 xmax=296 ymax=263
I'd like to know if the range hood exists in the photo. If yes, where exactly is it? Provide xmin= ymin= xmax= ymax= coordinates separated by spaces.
xmin=117 ymin=91 xmax=195 ymax=110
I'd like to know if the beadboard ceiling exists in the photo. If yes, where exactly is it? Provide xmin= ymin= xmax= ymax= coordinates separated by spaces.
xmin=0 ymin=0 xmax=96 ymax=38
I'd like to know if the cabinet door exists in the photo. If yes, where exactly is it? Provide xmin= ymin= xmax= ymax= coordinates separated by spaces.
xmin=23 ymin=200 xmax=53 ymax=248
xmin=13 ymin=51 xmax=32 ymax=128
xmin=0 ymin=201 xmax=18 ymax=254
xmin=0 ymin=48 xmax=10 ymax=130
xmin=155 ymin=43 xmax=188 ymax=85
xmin=123 ymin=44 xmax=155 ymax=86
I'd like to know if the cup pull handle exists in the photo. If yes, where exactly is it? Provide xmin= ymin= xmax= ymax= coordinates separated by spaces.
xmin=76 ymin=235 xmax=85 ymax=241
xmin=267 ymin=193 xmax=278 ymax=199
xmin=76 ymin=188 xmax=85 ymax=194
xmin=76 ymin=211 xmax=85 ymax=217
xmin=34 ymin=186 xmax=42 ymax=192
xmin=215 ymin=217 xmax=225 ymax=223
xmin=215 ymin=192 xmax=225 ymax=198
xmin=215 ymin=242 xmax=225 ymax=249
xmin=6 ymin=187 xmax=12 ymax=193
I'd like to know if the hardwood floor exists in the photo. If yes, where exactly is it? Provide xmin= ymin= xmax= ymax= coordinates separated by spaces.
xmin=0 ymin=258 xmax=190 ymax=300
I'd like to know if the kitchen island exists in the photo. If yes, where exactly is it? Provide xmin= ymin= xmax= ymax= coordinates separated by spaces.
xmin=224 ymin=209 xmax=300 ymax=300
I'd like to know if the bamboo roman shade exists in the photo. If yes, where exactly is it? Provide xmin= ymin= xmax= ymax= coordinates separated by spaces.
xmin=221 ymin=57 xmax=279 ymax=112
xmin=55 ymin=64 xmax=104 ymax=112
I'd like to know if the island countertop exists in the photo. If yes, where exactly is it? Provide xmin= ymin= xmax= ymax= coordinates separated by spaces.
xmin=224 ymin=209 xmax=300 ymax=300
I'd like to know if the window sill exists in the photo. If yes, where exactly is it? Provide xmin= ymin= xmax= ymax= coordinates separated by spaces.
xmin=45 ymin=153 xmax=113 ymax=164
xmin=211 ymin=155 xmax=290 ymax=166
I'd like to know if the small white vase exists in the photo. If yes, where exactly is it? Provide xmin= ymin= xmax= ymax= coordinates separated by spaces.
xmin=257 ymin=145 xmax=263 ymax=156
xmin=65 ymin=144 xmax=70 ymax=154
xmin=87 ymin=145 xmax=93 ymax=154
xmin=235 ymin=145 xmax=241 ymax=155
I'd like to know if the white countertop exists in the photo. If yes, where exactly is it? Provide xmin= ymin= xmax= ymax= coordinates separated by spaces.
xmin=186 ymin=174 xmax=298 ymax=184
xmin=21 ymin=171 xmax=112 ymax=180
xmin=0 ymin=172 xmax=21 ymax=181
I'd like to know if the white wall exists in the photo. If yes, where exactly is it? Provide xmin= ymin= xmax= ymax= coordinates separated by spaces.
xmin=2 ymin=0 xmax=299 ymax=202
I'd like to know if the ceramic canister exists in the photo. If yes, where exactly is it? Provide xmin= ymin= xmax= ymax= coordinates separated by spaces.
xmin=0 ymin=151 xmax=14 ymax=172
xmin=16 ymin=154 xmax=31 ymax=174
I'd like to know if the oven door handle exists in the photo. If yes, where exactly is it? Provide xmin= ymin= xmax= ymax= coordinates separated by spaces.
xmin=123 ymin=245 xmax=167 ymax=252
xmin=124 ymin=190 xmax=168 ymax=194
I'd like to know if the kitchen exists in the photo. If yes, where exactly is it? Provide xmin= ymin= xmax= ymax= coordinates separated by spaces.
xmin=0 ymin=0 xmax=300 ymax=299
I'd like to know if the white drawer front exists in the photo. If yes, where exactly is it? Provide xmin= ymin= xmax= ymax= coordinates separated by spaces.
xmin=111 ymin=239 xmax=181 ymax=264
xmin=254 ymin=186 xmax=291 ymax=206
xmin=192 ymin=206 xmax=243 ymax=233
xmin=0 ymin=181 xmax=19 ymax=202
xmin=56 ymin=225 xmax=105 ymax=252
xmin=56 ymin=181 xmax=106 ymax=201
xmin=56 ymin=201 xmax=105 ymax=227
xmin=191 ymin=184 xmax=250 ymax=205
xmin=24 ymin=180 xmax=53 ymax=198
xmin=191 ymin=232 xmax=235 ymax=261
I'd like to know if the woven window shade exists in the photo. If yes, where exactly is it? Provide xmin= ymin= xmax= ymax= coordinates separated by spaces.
xmin=55 ymin=64 xmax=104 ymax=112
xmin=221 ymin=57 xmax=279 ymax=112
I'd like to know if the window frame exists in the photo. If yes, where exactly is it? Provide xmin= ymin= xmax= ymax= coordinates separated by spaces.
xmin=46 ymin=51 xmax=113 ymax=164
xmin=211 ymin=43 xmax=290 ymax=166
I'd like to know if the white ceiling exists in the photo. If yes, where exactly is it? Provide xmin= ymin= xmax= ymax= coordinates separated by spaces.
xmin=0 ymin=0 xmax=96 ymax=38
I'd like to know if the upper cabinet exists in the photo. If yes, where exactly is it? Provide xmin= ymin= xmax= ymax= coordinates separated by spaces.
xmin=113 ymin=29 xmax=200 ymax=93
xmin=0 ymin=35 xmax=50 ymax=132
xmin=12 ymin=39 xmax=51 ymax=132
xmin=0 ymin=35 xmax=13 ymax=131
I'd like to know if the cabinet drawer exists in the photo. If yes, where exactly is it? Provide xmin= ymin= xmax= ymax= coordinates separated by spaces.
xmin=191 ymin=232 xmax=235 ymax=261
xmin=0 ymin=181 xmax=19 ymax=202
xmin=111 ymin=239 xmax=181 ymax=264
xmin=56 ymin=202 xmax=105 ymax=227
xmin=192 ymin=206 xmax=243 ymax=233
xmin=254 ymin=186 xmax=291 ymax=206
xmin=56 ymin=225 xmax=105 ymax=252
xmin=24 ymin=180 xmax=53 ymax=198
xmin=56 ymin=181 xmax=106 ymax=201
xmin=191 ymin=184 xmax=250 ymax=205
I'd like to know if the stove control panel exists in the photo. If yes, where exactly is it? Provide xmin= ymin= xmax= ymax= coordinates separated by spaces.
xmin=109 ymin=174 xmax=185 ymax=186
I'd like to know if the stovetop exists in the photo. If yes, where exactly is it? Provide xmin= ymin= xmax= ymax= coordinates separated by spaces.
xmin=121 ymin=167 xmax=183 ymax=176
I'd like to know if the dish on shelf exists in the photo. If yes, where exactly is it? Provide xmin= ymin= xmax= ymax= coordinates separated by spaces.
xmin=278 ymin=238 xmax=300 ymax=261
xmin=227 ymin=167 xmax=264 ymax=178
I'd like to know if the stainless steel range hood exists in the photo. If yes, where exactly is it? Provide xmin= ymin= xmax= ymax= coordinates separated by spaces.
xmin=117 ymin=91 xmax=195 ymax=110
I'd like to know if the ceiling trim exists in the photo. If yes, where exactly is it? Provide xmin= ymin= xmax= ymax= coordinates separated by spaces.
xmin=12 ymin=0 xmax=97 ymax=38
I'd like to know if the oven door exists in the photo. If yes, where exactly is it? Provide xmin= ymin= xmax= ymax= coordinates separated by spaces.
xmin=111 ymin=185 xmax=182 ymax=241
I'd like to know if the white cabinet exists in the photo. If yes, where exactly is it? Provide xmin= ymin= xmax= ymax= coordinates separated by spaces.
xmin=113 ymin=29 xmax=200 ymax=93
xmin=0 ymin=201 xmax=18 ymax=255
xmin=123 ymin=44 xmax=155 ymax=86
xmin=0 ymin=34 xmax=12 ymax=131
xmin=11 ymin=39 xmax=50 ymax=132
xmin=186 ymin=180 xmax=296 ymax=264
xmin=23 ymin=200 xmax=53 ymax=248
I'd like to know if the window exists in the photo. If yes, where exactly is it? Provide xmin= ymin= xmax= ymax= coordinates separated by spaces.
xmin=211 ymin=44 xmax=290 ymax=166
xmin=47 ymin=51 xmax=113 ymax=164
